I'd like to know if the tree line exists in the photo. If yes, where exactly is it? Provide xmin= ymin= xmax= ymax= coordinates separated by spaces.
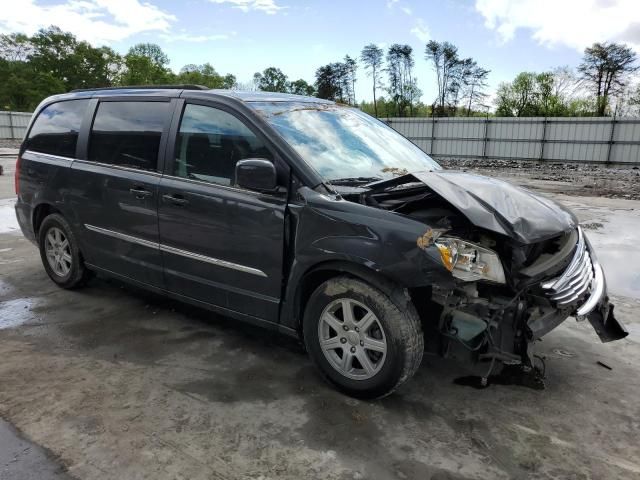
xmin=1 ymin=25 xmax=638 ymax=117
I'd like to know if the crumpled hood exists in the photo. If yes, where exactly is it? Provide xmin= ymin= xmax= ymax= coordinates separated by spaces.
xmin=410 ymin=170 xmax=577 ymax=244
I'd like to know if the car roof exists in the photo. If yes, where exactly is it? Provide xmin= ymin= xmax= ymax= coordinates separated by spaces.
xmin=56 ymin=86 xmax=334 ymax=104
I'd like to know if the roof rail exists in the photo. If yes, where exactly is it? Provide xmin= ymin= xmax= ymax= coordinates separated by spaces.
xmin=70 ymin=84 xmax=210 ymax=93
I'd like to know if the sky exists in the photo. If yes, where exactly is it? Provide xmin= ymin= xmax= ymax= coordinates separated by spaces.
xmin=2 ymin=0 xmax=640 ymax=104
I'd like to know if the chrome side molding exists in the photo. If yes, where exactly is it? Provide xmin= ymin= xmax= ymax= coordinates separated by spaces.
xmin=84 ymin=224 xmax=267 ymax=278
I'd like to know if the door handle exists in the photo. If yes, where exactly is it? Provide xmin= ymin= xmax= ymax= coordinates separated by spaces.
xmin=162 ymin=194 xmax=189 ymax=206
xmin=129 ymin=187 xmax=153 ymax=199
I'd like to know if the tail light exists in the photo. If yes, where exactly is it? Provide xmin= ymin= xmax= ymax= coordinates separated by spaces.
xmin=14 ymin=155 xmax=21 ymax=196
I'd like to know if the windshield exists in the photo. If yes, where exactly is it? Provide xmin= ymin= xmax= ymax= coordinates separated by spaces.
xmin=249 ymin=102 xmax=441 ymax=183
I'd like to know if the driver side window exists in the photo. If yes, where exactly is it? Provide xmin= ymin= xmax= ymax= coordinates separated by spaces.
xmin=174 ymin=104 xmax=273 ymax=187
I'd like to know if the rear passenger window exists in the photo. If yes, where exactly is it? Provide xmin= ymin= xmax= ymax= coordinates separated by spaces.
xmin=89 ymin=101 xmax=169 ymax=171
xmin=25 ymin=100 xmax=88 ymax=157
xmin=174 ymin=104 xmax=273 ymax=186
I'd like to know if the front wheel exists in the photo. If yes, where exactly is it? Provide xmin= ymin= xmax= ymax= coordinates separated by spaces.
xmin=303 ymin=276 xmax=424 ymax=399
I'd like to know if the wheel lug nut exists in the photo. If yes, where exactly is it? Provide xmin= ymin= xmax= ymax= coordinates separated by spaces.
xmin=340 ymin=337 xmax=347 ymax=344
xmin=350 ymin=346 xmax=356 ymax=353
xmin=355 ymin=327 xmax=359 ymax=332
xmin=360 ymin=340 xmax=364 ymax=346
xmin=343 ymin=325 xmax=349 ymax=331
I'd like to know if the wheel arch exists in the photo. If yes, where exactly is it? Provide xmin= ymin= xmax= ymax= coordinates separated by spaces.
xmin=32 ymin=203 xmax=64 ymax=237
xmin=285 ymin=260 xmax=412 ymax=338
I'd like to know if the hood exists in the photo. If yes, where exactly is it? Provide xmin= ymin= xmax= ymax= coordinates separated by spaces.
xmin=372 ymin=170 xmax=578 ymax=244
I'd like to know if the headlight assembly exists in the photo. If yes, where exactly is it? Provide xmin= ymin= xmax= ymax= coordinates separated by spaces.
xmin=435 ymin=237 xmax=506 ymax=284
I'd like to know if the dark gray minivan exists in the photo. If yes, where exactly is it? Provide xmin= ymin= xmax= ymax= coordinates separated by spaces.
xmin=15 ymin=86 xmax=627 ymax=398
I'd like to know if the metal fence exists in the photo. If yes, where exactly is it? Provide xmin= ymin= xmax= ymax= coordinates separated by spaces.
xmin=0 ymin=111 xmax=31 ymax=140
xmin=386 ymin=116 xmax=640 ymax=165
xmin=2 ymin=110 xmax=640 ymax=164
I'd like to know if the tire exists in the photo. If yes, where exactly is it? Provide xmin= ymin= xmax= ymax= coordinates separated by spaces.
xmin=38 ymin=213 xmax=91 ymax=289
xmin=303 ymin=276 xmax=424 ymax=399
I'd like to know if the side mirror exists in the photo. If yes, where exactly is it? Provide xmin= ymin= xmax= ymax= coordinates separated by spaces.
xmin=235 ymin=158 xmax=277 ymax=192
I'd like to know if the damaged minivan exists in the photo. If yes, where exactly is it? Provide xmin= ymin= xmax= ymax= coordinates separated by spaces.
xmin=15 ymin=87 xmax=628 ymax=398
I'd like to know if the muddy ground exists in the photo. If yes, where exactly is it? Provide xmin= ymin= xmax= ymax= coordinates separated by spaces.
xmin=1 ymin=153 xmax=639 ymax=480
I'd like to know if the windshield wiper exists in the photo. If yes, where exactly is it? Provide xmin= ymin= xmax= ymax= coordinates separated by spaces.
xmin=327 ymin=176 xmax=383 ymax=186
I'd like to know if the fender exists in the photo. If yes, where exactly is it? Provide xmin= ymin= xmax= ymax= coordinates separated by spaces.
xmin=278 ymin=187 xmax=455 ymax=333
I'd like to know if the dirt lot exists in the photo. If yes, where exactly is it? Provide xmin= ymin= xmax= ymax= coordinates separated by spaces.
xmin=1 ymin=153 xmax=639 ymax=480
xmin=439 ymin=158 xmax=640 ymax=201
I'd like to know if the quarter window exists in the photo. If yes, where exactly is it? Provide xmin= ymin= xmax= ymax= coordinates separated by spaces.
xmin=89 ymin=101 xmax=170 ymax=171
xmin=174 ymin=104 xmax=273 ymax=186
xmin=25 ymin=99 xmax=89 ymax=157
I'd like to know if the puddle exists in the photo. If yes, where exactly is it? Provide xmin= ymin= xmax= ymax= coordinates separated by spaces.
xmin=0 ymin=298 xmax=38 ymax=330
xmin=0 ymin=198 xmax=20 ymax=234
xmin=584 ymin=210 xmax=640 ymax=300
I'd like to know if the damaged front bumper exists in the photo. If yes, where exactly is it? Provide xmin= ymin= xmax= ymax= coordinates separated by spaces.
xmin=540 ymin=227 xmax=628 ymax=343
xmin=434 ymin=227 xmax=627 ymax=372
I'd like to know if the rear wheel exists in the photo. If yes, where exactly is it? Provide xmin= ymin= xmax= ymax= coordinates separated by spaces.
xmin=303 ymin=276 xmax=423 ymax=398
xmin=38 ymin=214 xmax=91 ymax=289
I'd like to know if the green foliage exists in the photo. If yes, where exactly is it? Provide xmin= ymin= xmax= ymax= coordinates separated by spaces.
xmin=0 ymin=27 xmax=239 ymax=110
xmin=1 ymin=25 xmax=637 ymax=120
xmin=121 ymin=43 xmax=172 ymax=85
xmin=314 ymin=60 xmax=357 ymax=104
xmin=579 ymin=42 xmax=638 ymax=115
xmin=176 ymin=63 xmax=236 ymax=89
xmin=495 ymin=71 xmax=583 ymax=117
xmin=289 ymin=79 xmax=315 ymax=96
xmin=361 ymin=43 xmax=384 ymax=117
xmin=386 ymin=44 xmax=419 ymax=116
xmin=256 ymin=67 xmax=289 ymax=93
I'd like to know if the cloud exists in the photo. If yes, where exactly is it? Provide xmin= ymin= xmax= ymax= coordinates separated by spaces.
xmin=161 ymin=32 xmax=235 ymax=43
xmin=410 ymin=19 xmax=430 ymax=43
xmin=0 ymin=0 xmax=175 ymax=44
xmin=475 ymin=0 xmax=640 ymax=52
xmin=208 ymin=0 xmax=284 ymax=15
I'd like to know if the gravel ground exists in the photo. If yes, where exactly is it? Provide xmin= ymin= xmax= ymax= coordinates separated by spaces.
xmin=439 ymin=158 xmax=640 ymax=200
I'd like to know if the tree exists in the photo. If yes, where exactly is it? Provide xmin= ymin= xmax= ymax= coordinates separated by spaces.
xmin=425 ymin=40 xmax=485 ymax=116
xmin=386 ymin=44 xmax=418 ymax=116
xmin=315 ymin=64 xmax=341 ymax=100
xmin=425 ymin=41 xmax=459 ymax=112
xmin=289 ymin=79 xmax=315 ymax=96
xmin=177 ymin=63 xmax=235 ymax=89
xmin=257 ymin=67 xmax=288 ymax=92
xmin=495 ymin=71 xmax=576 ymax=117
xmin=121 ymin=43 xmax=171 ymax=85
xmin=343 ymin=55 xmax=357 ymax=104
xmin=463 ymin=63 xmax=490 ymax=116
xmin=252 ymin=72 xmax=262 ymax=91
xmin=361 ymin=43 xmax=384 ymax=116
xmin=0 ymin=33 xmax=32 ymax=62
xmin=315 ymin=60 xmax=357 ymax=103
xmin=578 ymin=42 xmax=638 ymax=116
xmin=495 ymin=72 xmax=538 ymax=116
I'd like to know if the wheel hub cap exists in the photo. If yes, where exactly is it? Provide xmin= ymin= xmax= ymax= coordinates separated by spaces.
xmin=44 ymin=227 xmax=72 ymax=277
xmin=318 ymin=298 xmax=387 ymax=380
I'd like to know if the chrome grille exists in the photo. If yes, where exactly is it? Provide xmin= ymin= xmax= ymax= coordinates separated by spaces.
xmin=541 ymin=228 xmax=595 ymax=307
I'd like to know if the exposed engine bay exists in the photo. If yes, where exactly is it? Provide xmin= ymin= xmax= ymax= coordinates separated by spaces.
xmin=335 ymin=171 xmax=628 ymax=386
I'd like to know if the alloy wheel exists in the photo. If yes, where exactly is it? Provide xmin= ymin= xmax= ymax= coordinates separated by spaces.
xmin=318 ymin=298 xmax=387 ymax=380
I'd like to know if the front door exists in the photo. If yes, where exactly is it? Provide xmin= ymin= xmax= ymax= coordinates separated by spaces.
xmin=158 ymin=102 xmax=287 ymax=321
xmin=70 ymin=99 xmax=172 ymax=288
